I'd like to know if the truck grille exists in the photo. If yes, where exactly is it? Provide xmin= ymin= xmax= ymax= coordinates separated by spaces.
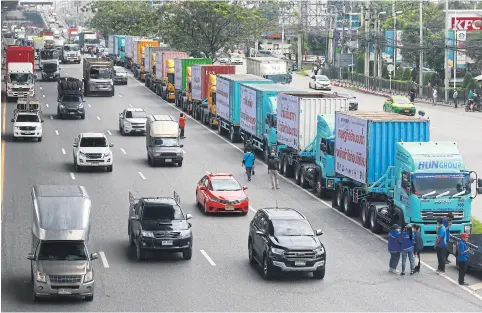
xmin=85 ymin=153 xmax=102 ymax=159
xmin=19 ymin=126 xmax=36 ymax=131
xmin=132 ymin=124 xmax=145 ymax=128
xmin=154 ymin=231 xmax=180 ymax=239
xmin=284 ymin=250 xmax=316 ymax=259
xmin=421 ymin=211 xmax=464 ymax=220
xmin=49 ymin=275 xmax=82 ymax=284
xmin=13 ymin=87 xmax=30 ymax=92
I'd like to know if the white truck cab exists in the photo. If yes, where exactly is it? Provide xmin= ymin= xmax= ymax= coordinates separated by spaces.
xmin=119 ymin=108 xmax=147 ymax=135
xmin=73 ymin=133 xmax=114 ymax=172
xmin=39 ymin=49 xmax=59 ymax=70
xmin=6 ymin=63 xmax=35 ymax=100
xmin=11 ymin=98 xmax=43 ymax=142
xmin=61 ymin=44 xmax=81 ymax=64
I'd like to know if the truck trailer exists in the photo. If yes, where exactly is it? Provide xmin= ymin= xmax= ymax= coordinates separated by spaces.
xmin=331 ymin=111 xmax=480 ymax=246
xmin=124 ymin=36 xmax=140 ymax=69
xmin=174 ymin=58 xmax=212 ymax=108
xmin=132 ymin=40 xmax=160 ymax=81
xmin=154 ymin=51 xmax=188 ymax=102
xmin=246 ymin=57 xmax=289 ymax=84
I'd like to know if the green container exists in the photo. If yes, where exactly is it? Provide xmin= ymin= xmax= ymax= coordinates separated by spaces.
xmin=174 ymin=58 xmax=212 ymax=91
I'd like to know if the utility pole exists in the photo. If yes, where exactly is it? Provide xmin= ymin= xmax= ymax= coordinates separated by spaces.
xmin=444 ymin=0 xmax=449 ymax=103
xmin=349 ymin=3 xmax=354 ymax=76
xmin=392 ymin=1 xmax=396 ymax=77
xmin=297 ymin=0 xmax=302 ymax=72
xmin=341 ymin=3 xmax=346 ymax=55
xmin=364 ymin=4 xmax=370 ymax=77
xmin=453 ymin=11 xmax=457 ymax=89
xmin=328 ymin=8 xmax=333 ymax=65
xmin=419 ymin=0 xmax=424 ymax=97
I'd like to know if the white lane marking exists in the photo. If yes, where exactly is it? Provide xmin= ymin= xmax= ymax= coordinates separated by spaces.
xmin=181 ymin=149 xmax=186 ymax=154
xmin=200 ymin=250 xmax=216 ymax=266
xmin=130 ymin=74 xmax=482 ymax=302
xmin=99 ymin=251 xmax=110 ymax=268
xmin=96 ymin=116 xmax=101 ymax=120
xmin=61 ymin=148 xmax=66 ymax=155
xmin=128 ymin=103 xmax=133 ymax=108
xmin=469 ymin=282 xmax=482 ymax=291
xmin=118 ymin=94 xmax=123 ymax=98
xmin=45 ymin=103 xmax=49 ymax=108
xmin=55 ymin=130 xmax=59 ymax=135
xmin=106 ymin=130 xmax=112 ymax=135
xmin=39 ymin=86 xmax=43 ymax=90
xmin=87 ymin=103 xmax=91 ymax=108
xmin=42 ymin=95 xmax=45 ymax=98
xmin=120 ymin=148 xmax=127 ymax=154
xmin=65 ymin=72 xmax=68 ymax=75
xmin=50 ymin=115 xmax=53 ymax=120
xmin=249 ymin=206 xmax=256 ymax=213
xmin=138 ymin=172 xmax=146 ymax=180
xmin=70 ymin=172 xmax=76 ymax=180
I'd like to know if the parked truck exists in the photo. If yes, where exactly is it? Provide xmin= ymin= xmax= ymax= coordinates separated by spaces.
xmin=138 ymin=45 xmax=161 ymax=82
xmin=79 ymin=31 xmax=99 ymax=53
xmin=145 ymin=49 xmax=158 ymax=90
xmin=114 ymin=35 xmax=125 ymax=61
xmin=82 ymin=58 xmax=114 ymax=97
xmin=330 ymin=111 xmax=480 ymax=246
xmin=448 ymin=234 xmax=482 ymax=272
xmin=174 ymin=58 xmax=212 ymax=108
xmin=246 ymin=57 xmax=289 ymax=84
xmin=154 ymin=51 xmax=188 ymax=102
xmin=124 ymin=35 xmax=140 ymax=69
xmin=5 ymin=46 xmax=35 ymax=101
xmin=131 ymin=40 xmax=160 ymax=81
xmin=216 ymin=74 xmax=274 ymax=142
xmin=239 ymin=84 xmax=306 ymax=160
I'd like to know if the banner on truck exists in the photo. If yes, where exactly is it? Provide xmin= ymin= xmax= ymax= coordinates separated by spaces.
xmin=277 ymin=93 xmax=299 ymax=149
xmin=174 ymin=59 xmax=182 ymax=90
xmin=334 ymin=114 xmax=368 ymax=184
xmin=216 ymin=77 xmax=230 ymax=121
xmin=191 ymin=66 xmax=202 ymax=101
xmin=240 ymin=86 xmax=257 ymax=135
xmin=260 ymin=62 xmax=287 ymax=75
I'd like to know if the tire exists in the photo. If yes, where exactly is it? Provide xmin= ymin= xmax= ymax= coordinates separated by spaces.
xmin=262 ymin=255 xmax=276 ymax=279
xmin=85 ymin=295 xmax=94 ymax=301
xmin=294 ymin=164 xmax=301 ymax=185
xmin=80 ymin=114 xmax=85 ymax=120
xmin=369 ymin=205 xmax=383 ymax=233
xmin=343 ymin=189 xmax=356 ymax=216
xmin=263 ymin=144 xmax=270 ymax=163
xmin=121 ymin=126 xmax=126 ymax=136
xmin=360 ymin=200 xmax=370 ymax=228
xmin=248 ymin=240 xmax=257 ymax=265
xmin=335 ymin=185 xmax=344 ymax=212
xmin=278 ymin=155 xmax=285 ymax=174
xmin=148 ymin=153 xmax=154 ymax=167
xmin=203 ymin=200 xmax=208 ymax=215
xmin=128 ymin=229 xmax=134 ymax=246
xmin=107 ymin=165 xmax=113 ymax=172
xmin=300 ymin=172 xmax=309 ymax=188
xmin=110 ymin=89 xmax=114 ymax=97
xmin=282 ymin=157 xmax=293 ymax=177
xmin=178 ymin=161 xmax=183 ymax=167
xmin=38 ymin=137 xmax=42 ymax=142
xmin=229 ymin=128 xmax=237 ymax=143
xmin=315 ymin=177 xmax=327 ymax=198
xmin=136 ymin=243 xmax=146 ymax=261
xmin=313 ymin=267 xmax=325 ymax=280
xmin=182 ymin=247 xmax=192 ymax=260
xmin=217 ymin=122 xmax=224 ymax=136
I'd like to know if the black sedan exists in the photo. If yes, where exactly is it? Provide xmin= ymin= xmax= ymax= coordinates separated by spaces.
xmin=333 ymin=91 xmax=358 ymax=110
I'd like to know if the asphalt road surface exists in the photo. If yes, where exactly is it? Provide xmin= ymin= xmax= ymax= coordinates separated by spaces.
xmin=2 ymin=61 xmax=482 ymax=311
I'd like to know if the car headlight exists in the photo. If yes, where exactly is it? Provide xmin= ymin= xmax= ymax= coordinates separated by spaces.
xmin=208 ymin=196 xmax=218 ymax=202
xmin=314 ymin=247 xmax=325 ymax=256
xmin=104 ymin=151 xmax=111 ymax=157
xmin=79 ymin=152 xmax=86 ymax=157
xmin=179 ymin=229 xmax=192 ymax=238
xmin=84 ymin=271 xmax=93 ymax=282
xmin=176 ymin=152 xmax=182 ymax=156
xmin=36 ymin=271 xmax=46 ymax=283
xmin=141 ymin=230 xmax=154 ymax=238
xmin=271 ymin=247 xmax=284 ymax=255
xmin=78 ymin=103 xmax=83 ymax=109
xmin=124 ymin=120 xmax=131 ymax=126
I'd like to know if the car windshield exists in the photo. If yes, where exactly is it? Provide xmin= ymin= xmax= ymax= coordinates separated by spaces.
xmin=315 ymin=75 xmax=329 ymax=81
xmin=152 ymin=138 xmax=179 ymax=147
xmin=38 ymin=241 xmax=87 ymax=261
xmin=62 ymin=95 xmax=81 ymax=102
xmin=126 ymin=111 xmax=146 ymax=118
xmin=395 ymin=98 xmax=411 ymax=104
xmin=43 ymin=63 xmax=57 ymax=70
xmin=271 ymin=219 xmax=315 ymax=237
xmin=16 ymin=114 xmax=39 ymax=122
xmin=114 ymin=68 xmax=126 ymax=73
xmin=211 ymin=178 xmax=242 ymax=191
xmin=142 ymin=204 xmax=184 ymax=221
xmin=412 ymin=173 xmax=469 ymax=197
xmin=64 ymin=45 xmax=79 ymax=51
xmin=80 ymin=137 xmax=107 ymax=147
xmin=9 ymin=73 xmax=33 ymax=84
xmin=90 ymin=67 xmax=112 ymax=79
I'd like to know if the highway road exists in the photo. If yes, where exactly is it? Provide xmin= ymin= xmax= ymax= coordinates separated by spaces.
xmin=1 ymin=61 xmax=482 ymax=311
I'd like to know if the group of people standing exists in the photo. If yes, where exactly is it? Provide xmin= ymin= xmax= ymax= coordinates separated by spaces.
xmin=242 ymin=142 xmax=280 ymax=189
xmin=388 ymin=213 xmax=471 ymax=285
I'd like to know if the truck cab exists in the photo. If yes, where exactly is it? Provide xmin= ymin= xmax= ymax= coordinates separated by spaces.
xmin=146 ymin=115 xmax=184 ymax=167
xmin=39 ymin=49 xmax=58 ymax=70
xmin=61 ymin=44 xmax=81 ymax=64
xmin=82 ymin=58 xmax=114 ymax=97
xmin=200 ymin=74 xmax=218 ymax=127
xmin=162 ymin=59 xmax=176 ymax=102
xmin=6 ymin=63 xmax=35 ymax=100
xmin=40 ymin=60 xmax=60 ymax=81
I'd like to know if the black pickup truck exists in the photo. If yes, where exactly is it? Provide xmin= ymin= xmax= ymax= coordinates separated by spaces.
xmin=128 ymin=191 xmax=193 ymax=261
xmin=448 ymin=234 xmax=482 ymax=272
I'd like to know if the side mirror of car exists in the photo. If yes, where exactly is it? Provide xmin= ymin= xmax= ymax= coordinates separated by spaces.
xmin=26 ymin=253 xmax=35 ymax=260
xmin=255 ymin=230 xmax=266 ymax=236
xmin=109 ymin=143 xmax=114 ymax=147
xmin=10 ymin=119 xmax=14 ymax=122
xmin=315 ymin=229 xmax=323 ymax=236
xmin=130 ymin=215 xmax=139 ymax=221
xmin=186 ymin=214 xmax=192 ymax=220
xmin=180 ymin=144 xmax=184 ymax=148
xmin=90 ymin=252 xmax=99 ymax=260
xmin=41 ymin=120 xmax=44 ymax=123
xmin=119 ymin=112 xmax=123 ymax=116
xmin=199 ymin=186 xmax=207 ymax=191
xmin=73 ymin=143 xmax=78 ymax=147
xmin=243 ymin=186 xmax=248 ymax=190
xmin=311 ymin=76 xmax=315 ymax=79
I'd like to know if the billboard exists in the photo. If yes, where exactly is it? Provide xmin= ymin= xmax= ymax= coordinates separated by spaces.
xmin=335 ymin=14 xmax=361 ymax=30
xmin=448 ymin=30 xmax=467 ymax=68
xmin=384 ymin=30 xmax=403 ymax=63
xmin=451 ymin=17 xmax=482 ymax=32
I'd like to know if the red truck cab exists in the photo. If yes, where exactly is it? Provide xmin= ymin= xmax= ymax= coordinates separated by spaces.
xmin=5 ymin=46 xmax=36 ymax=100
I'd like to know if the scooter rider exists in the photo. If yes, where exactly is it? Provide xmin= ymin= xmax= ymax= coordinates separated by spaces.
xmin=418 ymin=110 xmax=428 ymax=120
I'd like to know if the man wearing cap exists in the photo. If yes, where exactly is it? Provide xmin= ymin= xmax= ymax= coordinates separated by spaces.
xmin=443 ymin=213 xmax=454 ymax=264
xmin=457 ymin=233 xmax=470 ymax=285
xmin=388 ymin=224 xmax=402 ymax=273
xmin=435 ymin=217 xmax=447 ymax=273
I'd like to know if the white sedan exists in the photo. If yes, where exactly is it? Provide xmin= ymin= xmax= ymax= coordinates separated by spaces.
xmin=309 ymin=75 xmax=332 ymax=91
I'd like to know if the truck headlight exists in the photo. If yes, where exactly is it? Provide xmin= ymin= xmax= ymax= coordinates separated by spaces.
xmin=103 ymin=151 xmax=111 ymax=157
xmin=141 ymin=230 xmax=154 ymax=238
xmin=79 ymin=152 xmax=86 ymax=158
xmin=36 ymin=271 xmax=46 ymax=283
xmin=314 ymin=247 xmax=325 ymax=256
xmin=78 ymin=103 xmax=83 ymax=109
xmin=176 ymin=152 xmax=182 ymax=156
xmin=270 ymin=247 xmax=284 ymax=255
xmin=84 ymin=271 xmax=93 ymax=282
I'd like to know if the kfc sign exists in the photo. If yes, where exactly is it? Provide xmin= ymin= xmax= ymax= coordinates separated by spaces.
xmin=452 ymin=17 xmax=482 ymax=32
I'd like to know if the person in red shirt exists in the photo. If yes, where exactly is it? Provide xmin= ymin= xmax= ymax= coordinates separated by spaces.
xmin=179 ymin=113 xmax=186 ymax=138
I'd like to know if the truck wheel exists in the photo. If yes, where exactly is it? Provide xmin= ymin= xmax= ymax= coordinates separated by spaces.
xmin=182 ymin=247 xmax=192 ymax=260
xmin=263 ymin=144 xmax=270 ymax=163
xmin=178 ymin=161 xmax=183 ymax=167
xmin=80 ymin=114 xmax=85 ymax=120
xmin=278 ymin=155 xmax=285 ymax=174
xmin=343 ymin=189 xmax=356 ymax=216
xmin=300 ymin=172 xmax=309 ymax=188
xmin=136 ymin=243 xmax=146 ymax=261
xmin=107 ymin=165 xmax=113 ymax=172
xmin=369 ymin=205 xmax=383 ymax=233
xmin=37 ymin=137 xmax=42 ymax=142
xmin=282 ymin=157 xmax=293 ymax=177
xmin=335 ymin=185 xmax=344 ymax=211
xmin=313 ymin=268 xmax=325 ymax=280
xmin=294 ymin=164 xmax=302 ymax=185
xmin=128 ymin=230 xmax=134 ymax=246
xmin=85 ymin=294 xmax=94 ymax=301
xmin=229 ymin=128 xmax=237 ymax=143
xmin=315 ymin=178 xmax=327 ymax=198
xmin=360 ymin=200 xmax=371 ymax=228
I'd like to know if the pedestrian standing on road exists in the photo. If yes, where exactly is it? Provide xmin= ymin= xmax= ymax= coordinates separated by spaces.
xmin=179 ymin=113 xmax=186 ymax=139
xmin=453 ymin=90 xmax=458 ymax=108
xmin=388 ymin=224 xmax=402 ymax=273
xmin=399 ymin=225 xmax=416 ymax=276
xmin=413 ymin=224 xmax=423 ymax=273
xmin=268 ymin=154 xmax=280 ymax=190
xmin=443 ymin=213 xmax=454 ymax=264
xmin=432 ymin=88 xmax=438 ymax=105
xmin=435 ymin=217 xmax=447 ymax=274
xmin=468 ymin=89 xmax=474 ymax=100
xmin=242 ymin=149 xmax=255 ymax=181
xmin=457 ymin=233 xmax=470 ymax=285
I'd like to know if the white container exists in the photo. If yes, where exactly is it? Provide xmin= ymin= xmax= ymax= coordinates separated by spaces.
xmin=107 ymin=35 xmax=114 ymax=52
xmin=155 ymin=51 xmax=164 ymax=80
xmin=240 ymin=85 xmax=257 ymax=135
xmin=133 ymin=40 xmax=139 ymax=65
xmin=277 ymin=92 xmax=348 ymax=150
xmin=191 ymin=66 xmax=202 ymax=101
xmin=216 ymin=76 xmax=230 ymax=121
xmin=246 ymin=57 xmax=287 ymax=77
xmin=174 ymin=59 xmax=182 ymax=90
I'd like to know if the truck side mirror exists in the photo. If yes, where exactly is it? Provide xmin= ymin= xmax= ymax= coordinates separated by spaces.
xmin=26 ymin=253 xmax=35 ymax=260
xmin=315 ymin=229 xmax=323 ymax=236
xmin=130 ymin=215 xmax=139 ymax=221
xmin=109 ymin=143 xmax=114 ymax=147
xmin=180 ymin=145 xmax=184 ymax=148
xmin=10 ymin=119 xmax=14 ymax=122
xmin=90 ymin=252 xmax=99 ymax=260
xmin=41 ymin=120 xmax=44 ymax=123
xmin=186 ymin=214 xmax=192 ymax=220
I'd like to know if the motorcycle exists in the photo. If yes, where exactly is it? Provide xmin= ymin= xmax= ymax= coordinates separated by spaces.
xmin=465 ymin=99 xmax=482 ymax=112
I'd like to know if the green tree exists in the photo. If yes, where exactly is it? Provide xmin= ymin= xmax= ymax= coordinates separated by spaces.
xmin=402 ymin=68 xmax=411 ymax=81
xmin=89 ymin=1 xmax=158 ymax=36
xmin=463 ymin=72 xmax=473 ymax=88
xmin=466 ymin=31 xmax=482 ymax=66
xmin=158 ymin=1 xmax=271 ymax=60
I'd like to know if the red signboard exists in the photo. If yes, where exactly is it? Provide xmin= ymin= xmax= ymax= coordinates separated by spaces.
xmin=451 ymin=17 xmax=482 ymax=31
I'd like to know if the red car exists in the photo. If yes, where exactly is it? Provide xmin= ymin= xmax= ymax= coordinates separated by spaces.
xmin=196 ymin=172 xmax=249 ymax=215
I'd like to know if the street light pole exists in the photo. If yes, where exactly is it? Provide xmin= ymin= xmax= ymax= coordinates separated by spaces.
xmin=444 ymin=0 xmax=449 ymax=103
xmin=392 ymin=1 xmax=396 ymax=77
xmin=419 ymin=0 xmax=424 ymax=97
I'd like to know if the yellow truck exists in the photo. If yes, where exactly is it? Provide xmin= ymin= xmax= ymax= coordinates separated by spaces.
xmin=132 ymin=40 xmax=160 ymax=81
xmin=199 ymin=74 xmax=218 ymax=128
xmin=145 ymin=50 xmax=157 ymax=90
xmin=180 ymin=66 xmax=192 ymax=110
xmin=154 ymin=51 xmax=188 ymax=102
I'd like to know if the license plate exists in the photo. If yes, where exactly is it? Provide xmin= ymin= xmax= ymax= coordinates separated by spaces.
xmin=404 ymin=110 xmax=409 ymax=112
xmin=165 ymin=159 xmax=172 ymax=162
xmin=295 ymin=261 xmax=306 ymax=266
xmin=162 ymin=240 xmax=173 ymax=246
xmin=24 ymin=132 xmax=34 ymax=135
xmin=225 ymin=206 xmax=234 ymax=210
xmin=69 ymin=112 xmax=76 ymax=114
xmin=58 ymin=288 xmax=72 ymax=295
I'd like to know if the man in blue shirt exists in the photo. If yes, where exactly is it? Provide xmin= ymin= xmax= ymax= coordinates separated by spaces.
xmin=387 ymin=224 xmax=402 ymax=273
xmin=443 ymin=213 xmax=454 ymax=263
xmin=457 ymin=233 xmax=470 ymax=285
xmin=435 ymin=218 xmax=447 ymax=273
xmin=242 ymin=149 xmax=255 ymax=181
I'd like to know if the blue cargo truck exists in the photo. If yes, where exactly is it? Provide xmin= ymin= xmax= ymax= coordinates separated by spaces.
xmin=216 ymin=74 xmax=274 ymax=142
xmin=239 ymin=84 xmax=305 ymax=161
xmin=114 ymin=35 xmax=125 ymax=61
xmin=331 ymin=111 xmax=482 ymax=246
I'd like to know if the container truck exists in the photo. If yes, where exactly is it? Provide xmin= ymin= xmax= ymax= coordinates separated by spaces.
xmin=274 ymin=92 xmax=348 ymax=178
xmin=82 ymin=58 xmax=114 ymax=97
xmin=107 ymin=35 xmax=114 ymax=55
xmin=132 ymin=40 xmax=160 ymax=81
xmin=216 ymin=74 xmax=274 ymax=142
xmin=154 ymin=51 xmax=188 ymax=102
xmin=67 ymin=27 xmax=79 ymax=38
xmin=246 ymin=57 xmax=289 ymax=84
xmin=189 ymin=65 xmax=236 ymax=120
xmin=238 ymin=84 xmax=306 ymax=160
xmin=331 ymin=111 xmax=481 ymax=246
xmin=145 ymin=49 xmax=158 ymax=89
xmin=174 ymin=58 xmax=212 ymax=107
xmin=4 ymin=46 xmax=36 ymax=101
xmin=124 ymin=36 xmax=140 ymax=69
xmin=79 ymin=31 xmax=99 ymax=53
xmin=138 ymin=45 xmax=162 ymax=82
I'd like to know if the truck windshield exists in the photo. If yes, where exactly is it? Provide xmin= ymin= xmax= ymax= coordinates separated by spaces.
xmin=167 ymin=73 xmax=174 ymax=85
xmin=38 ymin=241 xmax=87 ymax=261
xmin=90 ymin=67 xmax=112 ymax=79
xmin=9 ymin=73 xmax=33 ymax=84
xmin=86 ymin=39 xmax=100 ymax=45
xmin=412 ymin=173 xmax=469 ymax=197
xmin=43 ymin=63 xmax=57 ymax=71
xmin=63 ymin=45 xmax=79 ymax=51
xmin=16 ymin=114 xmax=39 ymax=122
xmin=142 ymin=204 xmax=184 ymax=221
xmin=40 ymin=50 xmax=56 ymax=59
xmin=152 ymin=138 xmax=179 ymax=147
xmin=80 ymin=137 xmax=107 ymax=147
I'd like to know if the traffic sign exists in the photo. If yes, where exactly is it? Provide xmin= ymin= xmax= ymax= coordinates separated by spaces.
xmin=387 ymin=64 xmax=395 ymax=72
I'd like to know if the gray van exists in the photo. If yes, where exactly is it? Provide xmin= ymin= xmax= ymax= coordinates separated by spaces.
xmin=146 ymin=115 xmax=184 ymax=167
xmin=27 ymin=185 xmax=98 ymax=301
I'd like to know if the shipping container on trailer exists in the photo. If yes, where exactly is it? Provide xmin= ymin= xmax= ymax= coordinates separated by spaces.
xmin=6 ymin=46 xmax=35 ymax=73
xmin=246 ymin=57 xmax=288 ymax=77
xmin=155 ymin=51 xmax=188 ymax=84
xmin=107 ymin=35 xmax=114 ymax=54
xmin=174 ymin=58 xmax=212 ymax=91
